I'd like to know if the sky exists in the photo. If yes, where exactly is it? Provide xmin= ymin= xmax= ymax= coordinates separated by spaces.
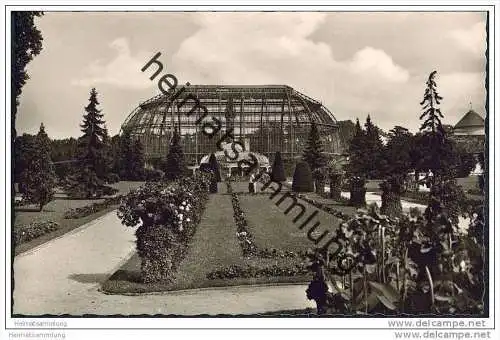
xmin=17 ymin=11 xmax=487 ymax=139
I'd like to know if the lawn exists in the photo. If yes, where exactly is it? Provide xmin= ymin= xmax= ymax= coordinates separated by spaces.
xmin=102 ymin=181 xmax=356 ymax=294
xmin=238 ymin=194 xmax=348 ymax=252
xmin=13 ymin=181 xmax=144 ymax=255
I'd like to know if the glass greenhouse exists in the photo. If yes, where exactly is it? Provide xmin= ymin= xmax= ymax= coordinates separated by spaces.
xmin=121 ymin=85 xmax=343 ymax=165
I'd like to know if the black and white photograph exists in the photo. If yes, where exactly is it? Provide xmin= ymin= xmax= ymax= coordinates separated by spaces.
xmin=3 ymin=2 xmax=498 ymax=339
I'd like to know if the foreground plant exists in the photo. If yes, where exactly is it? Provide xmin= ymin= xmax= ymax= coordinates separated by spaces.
xmin=305 ymin=202 xmax=484 ymax=315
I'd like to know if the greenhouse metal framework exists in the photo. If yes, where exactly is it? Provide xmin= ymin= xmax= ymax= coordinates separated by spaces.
xmin=121 ymin=85 xmax=342 ymax=165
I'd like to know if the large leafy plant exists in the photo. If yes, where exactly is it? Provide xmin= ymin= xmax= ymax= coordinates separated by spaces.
xmin=305 ymin=203 xmax=484 ymax=315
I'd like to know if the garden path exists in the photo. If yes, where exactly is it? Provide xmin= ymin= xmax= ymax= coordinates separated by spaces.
xmin=13 ymin=194 xmax=314 ymax=316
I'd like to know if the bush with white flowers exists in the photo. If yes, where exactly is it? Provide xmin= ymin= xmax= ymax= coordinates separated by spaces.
xmin=117 ymin=173 xmax=211 ymax=283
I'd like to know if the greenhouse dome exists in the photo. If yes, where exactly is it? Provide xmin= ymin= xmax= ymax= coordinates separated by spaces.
xmin=121 ymin=85 xmax=342 ymax=166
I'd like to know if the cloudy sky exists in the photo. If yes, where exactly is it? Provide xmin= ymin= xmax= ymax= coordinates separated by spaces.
xmin=17 ymin=11 xmax=487 ymax=139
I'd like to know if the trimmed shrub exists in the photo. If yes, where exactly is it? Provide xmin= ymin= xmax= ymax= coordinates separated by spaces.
xmin=292 ymin=161 xmax=314 ymax=192
xmin=349 ymin=176 xmax=366 ymax=207
xmin=380 ymin=175 xmax=404 ymax=217
xmin=208 ymin=153 xmax=222 ymax=182
xmin=271 ymin=151 xmax=286 ymax=182
xmin=201 ymin=157 xmax=219 ymax=193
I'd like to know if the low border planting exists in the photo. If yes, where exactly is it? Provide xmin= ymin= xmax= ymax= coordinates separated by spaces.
xmin=63 ymin=195 xmax=124 ymax=219
xmin=14 ymin=221 xmax=60 ymax=245
xmin=207 ymin=263 xmax=309 ymax=280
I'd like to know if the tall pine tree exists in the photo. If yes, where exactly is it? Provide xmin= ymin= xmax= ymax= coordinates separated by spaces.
xmin=364 ymin=115 xmax=385 ymax=178
xmin=163 ymin=125 xmax=187 ymax=181
xmin=417 ymin=71 xmax=457 ymax=183
xmin=67 ymin=88 xmax=112 ymax=198
xmin=417 ymin=71 xmax=466 ymax=225
xmin=302 ymin=122 xmax=327 ymax=172
xmin=19 ymin=123 xmax=55 ymax=211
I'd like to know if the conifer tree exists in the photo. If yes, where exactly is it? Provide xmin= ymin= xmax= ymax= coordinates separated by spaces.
xmin=363 ymin=115 xmax=385 ymax=178
xmin=208 ymin=153 xmax=222 ymax=182
xmin=163 ymin=126 xmax=187 ymax=180
xmin=20 ymin=123 xmax=55 ymax=211
xmin=131 ymin=138 xmax=145 ymax=180
xmin=417 ymin=71 xmax=457 ymax=183
xmin=67 ymin=88 xmax=112 ymax=198
xmin=302 ymin=122 xmax=327 ymax=173
xmin=347 ymin=118 xmax=366 ymax=177
xmin=417 ymin=71 xmax=466 ymax=225
xmin=99 ymin=125 xmax=115 ymax=181
xmin=118 ymin=128 xmax=134 ymax=179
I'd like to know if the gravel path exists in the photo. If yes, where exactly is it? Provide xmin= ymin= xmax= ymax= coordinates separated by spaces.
xmin=13 ymin=202 xmax=315 ymax=316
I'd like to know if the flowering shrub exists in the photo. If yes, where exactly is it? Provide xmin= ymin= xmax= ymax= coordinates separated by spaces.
xmin=64 ymin=195 xmax=124 ymax=219
xmin=117 ymin=173 xmax=211 ymax=283
xmin=14 ymin=221 xmax=60 ymax=245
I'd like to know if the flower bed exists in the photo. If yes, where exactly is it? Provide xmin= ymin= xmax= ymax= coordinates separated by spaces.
xmin=206 ymin=263 xmax=309 ymax=280
xmin=227 ymin=181 xmax=305 ymax=260
xmin=63 ymin=195 xmax=124 ymax=219
xmin=117 ymin=173 xmax=211 ymax=283
xmin=14 ymin=221 xmax=60 ymax=245
xmin=230 ymin=190 xmax=259 ymax=257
